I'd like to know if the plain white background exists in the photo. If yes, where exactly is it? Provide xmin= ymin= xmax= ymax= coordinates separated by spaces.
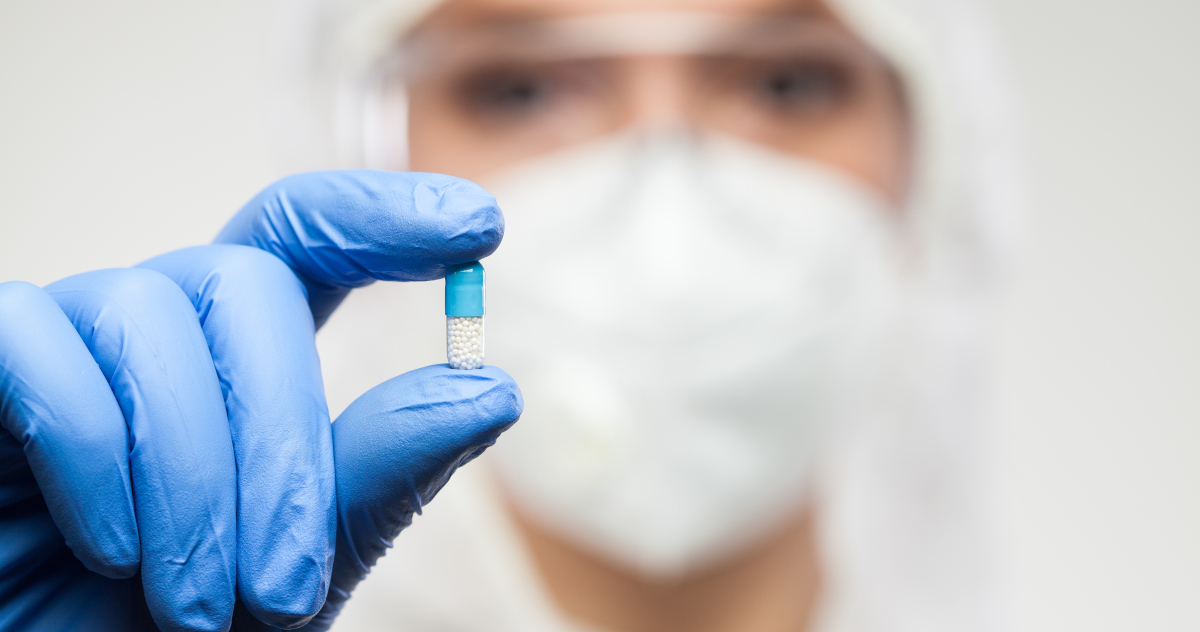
xmin=0 ymin=1 xmax=1196 ymax=630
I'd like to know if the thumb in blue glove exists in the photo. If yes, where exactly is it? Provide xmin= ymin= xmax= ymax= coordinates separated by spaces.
xmin=304 ymin=365 xmax=521 ymax=631
xmin=229 ymin=365 xmax=523 ymax=632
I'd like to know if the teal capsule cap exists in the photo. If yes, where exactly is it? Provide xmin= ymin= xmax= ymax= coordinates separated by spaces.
xmin=445 ymin=261 xmax=485 ymax=316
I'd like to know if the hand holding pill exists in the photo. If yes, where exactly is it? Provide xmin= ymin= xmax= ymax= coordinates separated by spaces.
xmin=0 ymin=170 xmax=521 ymax=631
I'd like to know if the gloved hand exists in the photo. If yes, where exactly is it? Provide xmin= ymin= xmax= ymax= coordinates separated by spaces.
xmin=0 ymin=171 xmax=523 ymax=631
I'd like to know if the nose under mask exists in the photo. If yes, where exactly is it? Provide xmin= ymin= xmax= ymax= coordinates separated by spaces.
xmin=482 ymin=130 xmax=907 ymax=578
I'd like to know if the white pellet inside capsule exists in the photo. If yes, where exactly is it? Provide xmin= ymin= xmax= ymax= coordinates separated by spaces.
xmin=446 ymin=316 xmax=484 ymax=370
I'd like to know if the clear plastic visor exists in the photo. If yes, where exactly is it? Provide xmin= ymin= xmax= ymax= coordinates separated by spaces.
xmin=392 ymin=13 xmax=886 ymax=80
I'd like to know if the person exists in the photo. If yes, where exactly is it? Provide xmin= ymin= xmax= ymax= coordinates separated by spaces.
xmin=281 ymin=0 xmax=1020 ymax=631
xmin=0 ymin=0 xmax=1019 ymax=631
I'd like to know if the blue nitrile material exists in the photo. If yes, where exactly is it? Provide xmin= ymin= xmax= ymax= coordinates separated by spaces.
xmin=445 ymin=261 xmax=485 ymax=316
xmin=0 ymin=171 xmax=522 ymax=632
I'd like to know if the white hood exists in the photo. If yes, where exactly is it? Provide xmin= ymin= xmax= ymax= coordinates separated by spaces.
xmin=269 ymin=0 xmax=1023 ymax=630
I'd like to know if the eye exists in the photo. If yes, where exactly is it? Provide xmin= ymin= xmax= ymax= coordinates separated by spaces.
xmin=754 ymin=61 xmax=852 ymax=112
xmin=456 ymin=67 xmax=551 ymax=114
xmin=449 ymin=61 xmax=608 ymax=123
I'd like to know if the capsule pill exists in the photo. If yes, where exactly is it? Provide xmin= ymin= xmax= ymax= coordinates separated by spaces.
xmin=444 ymin=261 xmax=486 ymax=370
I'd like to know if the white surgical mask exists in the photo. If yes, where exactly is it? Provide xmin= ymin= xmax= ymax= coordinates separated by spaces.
xmin=483 ymin=130 xmax=907 ymax=578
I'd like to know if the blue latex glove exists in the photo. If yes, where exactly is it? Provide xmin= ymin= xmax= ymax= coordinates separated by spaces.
xmin=0 ymin=171 xmax=523 ymax=631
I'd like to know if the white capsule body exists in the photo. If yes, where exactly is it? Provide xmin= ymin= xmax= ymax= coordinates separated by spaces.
xmin=447 ymin=316 xmax=485 ymax=369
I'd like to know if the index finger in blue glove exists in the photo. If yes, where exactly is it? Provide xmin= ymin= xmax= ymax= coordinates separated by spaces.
xmin=214 ymin=170 xmax=503 ymax=328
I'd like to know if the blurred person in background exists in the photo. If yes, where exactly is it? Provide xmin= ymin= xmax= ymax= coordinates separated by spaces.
xmin=278 ymin=0 xmax=1021 ymax=631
